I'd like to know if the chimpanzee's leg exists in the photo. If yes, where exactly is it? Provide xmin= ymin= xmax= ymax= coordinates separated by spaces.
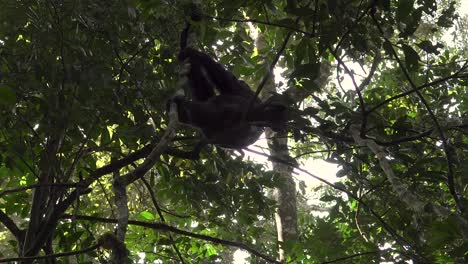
xmin=180 ymin=48 xmax=254 ymax=97
xmin=172 ymin=97 xmax=221 ymax=127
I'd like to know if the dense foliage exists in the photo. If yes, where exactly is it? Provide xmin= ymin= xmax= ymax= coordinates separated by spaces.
xmin=0 ymin=0 xmax=466 ymax=263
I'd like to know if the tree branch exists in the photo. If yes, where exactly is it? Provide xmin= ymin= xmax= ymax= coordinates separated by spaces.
xmin=0 ymin=209 xmax=23 ymax=242
xmin=0 ymin=244 xmax=99 ymax=263
xmin=371 ymin=14 xmax=464 ymax=214
xmin=244 ymin=147 xmax=419 ymax=260
xmin=366 ymin=68 xmax=468 ymax=114
xmin=62 ymin=214 xmax=280 ymax=264
xmin=350 ymin=125 xmax=468 ymax=237
xmin=141 ymin=177 xmax=186 ymax=263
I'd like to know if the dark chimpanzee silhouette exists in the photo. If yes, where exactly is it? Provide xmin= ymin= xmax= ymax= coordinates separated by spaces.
xmin=170 ymin=47 xmax=287 ymax=149
xmin=169 ymin=21 xmax=287 ymax=150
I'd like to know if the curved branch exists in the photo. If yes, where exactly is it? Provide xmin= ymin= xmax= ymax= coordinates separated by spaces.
xmin=0 ymin=209 xmax=23 ymax=242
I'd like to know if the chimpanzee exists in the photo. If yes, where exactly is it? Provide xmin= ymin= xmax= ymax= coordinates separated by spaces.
xmin=169 ymin=25 xmax=287 ymax=149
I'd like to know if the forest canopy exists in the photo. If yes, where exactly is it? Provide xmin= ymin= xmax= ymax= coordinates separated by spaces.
xmin=0 ymin=0 xmax=466 ymax=263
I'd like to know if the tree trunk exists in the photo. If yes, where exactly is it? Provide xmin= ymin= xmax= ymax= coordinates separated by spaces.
xmin=266 ymin=101 xmax=298 ymax=263
xmin=254 ymin=30 xmax=298 ymax=262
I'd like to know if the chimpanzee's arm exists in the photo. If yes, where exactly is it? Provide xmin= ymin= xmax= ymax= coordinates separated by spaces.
xmin=183 ymin=58 xmax=216 ymax=101
xmin=179 ymin=48 xmax=253 ymax=97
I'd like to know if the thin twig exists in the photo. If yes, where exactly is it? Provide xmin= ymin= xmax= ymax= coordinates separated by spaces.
xmin=366 ymin=68 xmax=468 ymax=114
xmin=141 ymin=177 xmax=186 ymax=263
xmin=327 ymin=47 xmax=367 ymax=135
xmin=321 ymin=250 xmax=381 ymax=264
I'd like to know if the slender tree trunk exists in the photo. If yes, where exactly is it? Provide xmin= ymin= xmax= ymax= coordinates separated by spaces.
xmin=265 ymin=97 xmax=298 ymax=263
xmin=254 ymin=31 xmax=298 ymax=262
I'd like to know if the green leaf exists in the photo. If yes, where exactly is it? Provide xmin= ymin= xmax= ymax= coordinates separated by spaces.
xmin=436 ymin=2 xmax=456 ymax=28
xmin=417 ymin=40 xmax=442 ymax=54
xmin=286 ymin=7 xmax=314 ymax=17
xmin=400 ymin=8 xmax=422 ymax=37
xmin=429 ymin=218 xmax=460 ymax=249
xmin=139 ymin=211 xmax=155 ymax=220
xmin=383 ymin=41 xmax=394 ymax=57
xmin=300 ymin=79 xmax=321 ymax=92
xmin=0 ymin=85 xmax=16 ymax=106
xmin=303 ymin=107 xmax=319 ymax=116
xmin=402 ymin=44 xmax=419 ymax=71
xmin=205 ymin=244 xmax=218 ymax=257
xmin=320 ymin=195 xmax=335 ymax=202
xmin=419 ymin=0 xmax=437 ymax=15
xmin=291 ymin=63 xmax=320 ymax=79
xmin=274 ymin=18 xmax=297 ymax=28
xmin=336 ymin=169 xmax=347 ymax=178
xmin=67 ymin=231 xmax=84 ymax=244
xmin=158 ymin=238 xmax=173 ymax=245
xmin=295 ymin=39 xmax=308 ymax=64
xmin=397 ymin=0 xmax=415 ymax=20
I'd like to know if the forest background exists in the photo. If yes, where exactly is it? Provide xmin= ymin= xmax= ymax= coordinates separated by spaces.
xmin=0 ymin=0 xmax=467 ymax=263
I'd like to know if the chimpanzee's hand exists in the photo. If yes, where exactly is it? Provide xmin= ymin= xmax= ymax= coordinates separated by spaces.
xmin=166 ymin=94 xmax=186 ymax=113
